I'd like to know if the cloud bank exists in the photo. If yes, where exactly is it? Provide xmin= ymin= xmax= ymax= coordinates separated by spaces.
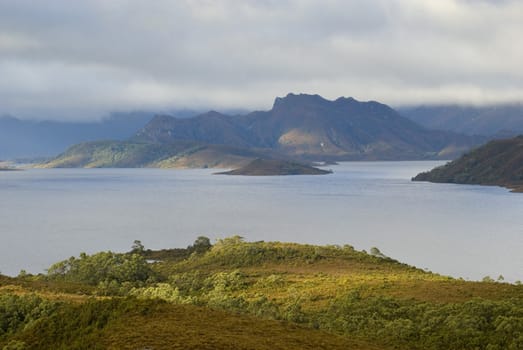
xmin=0 ymin=0 xmax=522 ymax=120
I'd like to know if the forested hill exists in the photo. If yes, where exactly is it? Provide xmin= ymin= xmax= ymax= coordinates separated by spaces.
xmin=0 ymin=237 xmax=521 ymax=349
xmin=413 ymin=135 xmax=523 ymax=192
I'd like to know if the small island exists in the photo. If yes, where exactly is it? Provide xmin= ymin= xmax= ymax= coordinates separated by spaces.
xmin=215 ymin=158 xmax=332 ymax=176
xmin=413 ymin=135 xmax=523 ymax=192
xmin=0 ymin=166 xmax=19 ymax=171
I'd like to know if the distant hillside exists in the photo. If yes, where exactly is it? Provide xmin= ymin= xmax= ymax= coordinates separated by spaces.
xmin=413 ymin=135 xmax=523 ymax=192
xmin=135 ymin=94 xmax=483 ymax=161
xmin=0 ymin=110 xmax=205 ymax=160
xmin=399 ymin=104 xmax=523 ymax=137
xmin=41 ymin=94 xmax=486 ymax=169
xmin=39 ymin=140 xmax=276 ymax=169
xmin=0 ymin=112 xmax=156 ymax=160
xmin=216 ymin=158 xmax=331 ymax=176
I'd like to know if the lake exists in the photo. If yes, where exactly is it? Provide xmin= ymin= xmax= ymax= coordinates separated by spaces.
xmin=1 ymin=162 xmax=522 ymax=282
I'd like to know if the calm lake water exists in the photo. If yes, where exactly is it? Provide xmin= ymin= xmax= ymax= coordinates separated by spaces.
xmin=1 ymin=162 xmax=522 ymax=282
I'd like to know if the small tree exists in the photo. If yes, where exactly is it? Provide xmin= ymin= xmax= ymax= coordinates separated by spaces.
xmin=370 ymin=247 xmax=386 ymax=259
xmin=131 ymin=240 xmax=145 ymax=254
xmin=482 ymin=275 xmax=495 ymax=283
xmin=190 ymin=236 xmax=212 ymax=254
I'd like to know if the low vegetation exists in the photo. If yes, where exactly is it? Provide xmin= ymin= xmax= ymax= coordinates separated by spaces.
xmin=1 ymin=237 xmax=522 ymax=349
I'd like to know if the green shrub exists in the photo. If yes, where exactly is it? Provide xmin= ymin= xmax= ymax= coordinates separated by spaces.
xmin=46 ymin=251 xmax=155 ymax=287
xmin=0 ymin=294 xmax=59 ymax=337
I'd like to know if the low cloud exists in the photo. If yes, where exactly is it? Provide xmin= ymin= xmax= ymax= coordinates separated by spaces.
xmin=0 ymin=0 xmax=522 ymax=120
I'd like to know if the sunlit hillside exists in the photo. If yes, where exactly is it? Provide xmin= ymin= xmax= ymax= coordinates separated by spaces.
xmin=1 ymin=237 xmax=521 ymax=349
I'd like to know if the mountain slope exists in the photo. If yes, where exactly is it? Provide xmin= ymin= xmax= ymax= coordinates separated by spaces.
xmin=39 ymin=140 xmax=276 ymax=169
xmin=413 ymin=135 xmax=523 ymax=192
xmin=135 ymin=111 xmax=253 ymax=147
xmin=41 ymin=94 xmax=485 ymax=168
xmin=399 ymin=104 xmax=523 ymax=137
xmin=135 ymin=94 xmax=483 ymax=161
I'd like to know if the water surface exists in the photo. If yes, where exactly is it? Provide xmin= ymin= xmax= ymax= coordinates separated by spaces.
xmin=1 ymin=162 xmax=522 ymax=282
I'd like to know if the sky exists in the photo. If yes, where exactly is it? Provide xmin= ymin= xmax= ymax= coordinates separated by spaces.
xmin=0 ymin=0 xmax=522 ymax=121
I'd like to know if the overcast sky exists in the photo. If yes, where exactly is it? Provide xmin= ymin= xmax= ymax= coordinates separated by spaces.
xmin=1 ymin=0 xmax=522 ymax=120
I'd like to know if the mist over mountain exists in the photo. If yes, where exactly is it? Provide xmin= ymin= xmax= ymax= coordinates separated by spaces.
xmin=0 ymin=110 xmax=201 ymax=160
xmin=399 ymin=104 xmax=523 ymax=137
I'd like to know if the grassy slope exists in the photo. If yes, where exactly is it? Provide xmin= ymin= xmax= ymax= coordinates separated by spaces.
xmin=1 ymin=238 xmax=522 ymax=349
xmin=38 ymin=141 xmax=274 ymax=169
xmin=413 ymin=135 xmax=523 ymax=191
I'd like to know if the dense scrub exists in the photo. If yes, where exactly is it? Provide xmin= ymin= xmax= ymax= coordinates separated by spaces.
xmin=413 ymin=135 xmax=523 ymax=192
xmin=45 ymin=251 xmax=156 ymax=296
xmin=1 ymin=237 xmax=522 ymax=349
xmin=1 ymin=298 xmax=374 ymax=350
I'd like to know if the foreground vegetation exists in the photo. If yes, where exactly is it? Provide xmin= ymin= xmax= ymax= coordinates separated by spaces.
xmin=1 ymin=237 xmax=522 ymax=349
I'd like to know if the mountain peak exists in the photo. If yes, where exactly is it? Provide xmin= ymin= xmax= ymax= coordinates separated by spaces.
xmin=199 ymin=110 xmax=229 ymax=119
xmin=272 ymin=93 xmax=330 ymax=109
xmin=334 ymin=96 xmax=357 ymax=104
xmin=272 ymin=93 xmax=365 ymax=111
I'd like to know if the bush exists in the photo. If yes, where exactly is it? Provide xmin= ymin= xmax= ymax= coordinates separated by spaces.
xmin=46 ymin=251 xmax=155 ymax=287
xmin=0 ymin=294 xmax=59 ymax=337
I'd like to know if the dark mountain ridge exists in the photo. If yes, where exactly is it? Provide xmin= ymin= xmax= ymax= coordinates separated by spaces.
xmin=135 ymin=93 xmax=483 ymax=161
xmin=40 ymin=93 xmax=486 ymax=169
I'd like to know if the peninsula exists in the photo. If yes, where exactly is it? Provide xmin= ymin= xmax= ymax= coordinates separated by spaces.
xmin=413 ymin=135 xmax=523 ymax=192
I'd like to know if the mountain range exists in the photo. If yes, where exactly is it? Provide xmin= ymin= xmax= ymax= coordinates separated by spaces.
xmin=40 ymin=94 xmax=485 ymax=169
xmin=399 ymin=104 xmax=523 ymax=137
xmin=135 ymin=94 xmax=483 ymax=161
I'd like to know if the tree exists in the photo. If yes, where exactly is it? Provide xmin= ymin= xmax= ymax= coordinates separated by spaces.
xmin=482 ymin=275 xmax=495 ymax=283
xmin=370 ymin=247 xmax=386 ymax=258
xmin=131 ymin=240 xmax=145 ymax=254
xmin=190 ymin=236 xmax=212 ymax=254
